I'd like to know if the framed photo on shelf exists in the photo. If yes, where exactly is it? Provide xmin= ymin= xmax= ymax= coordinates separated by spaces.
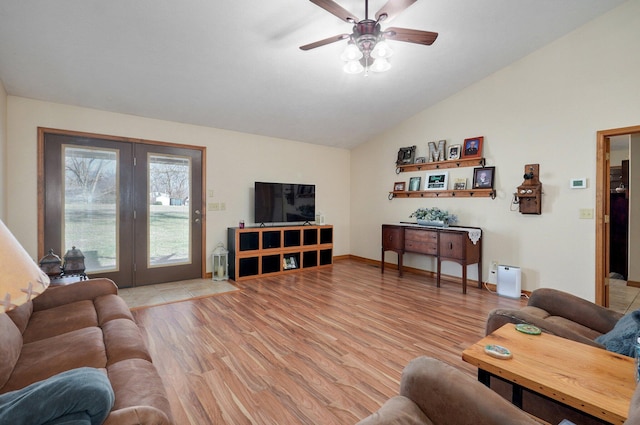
xmin=394 ymin=181 xmax=406 ymax=191
xmin=473 ymin=166 xmax=495 ymax=189
xmin=283 ymin=256 xmax=298 ymax=270
xmin=462 ymin=136 xmax=484 ymax=159
xmin=453 ymin=178 xmax=467 ymax=190
xmin=415 ymin=156 xmax=427 ymax=164
xmin=447 ymin=144 xmax=461 ymax=160
xmin=396 ymin=145 xmax=417 ymax=165
xmin=409 ymin=176 xmax=422 ymax=191
xmin=425 ymin=171 xmax=449 ymax=190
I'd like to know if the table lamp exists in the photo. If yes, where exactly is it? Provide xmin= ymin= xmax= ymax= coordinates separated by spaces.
xmin=0 ymin=220 xmax=50 ymax=314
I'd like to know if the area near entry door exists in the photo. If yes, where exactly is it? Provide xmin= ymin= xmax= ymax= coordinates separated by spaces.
xmin=39 ymin=129 xmax=205 ymax=287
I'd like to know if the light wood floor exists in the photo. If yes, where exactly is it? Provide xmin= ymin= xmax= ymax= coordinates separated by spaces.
xmin=132 ymin=259 xmax=527 ymax=425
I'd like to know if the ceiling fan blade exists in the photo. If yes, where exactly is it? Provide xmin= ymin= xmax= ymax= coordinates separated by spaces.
xmin=309 ymin=0 xmax=359 ymax=23
xmin=375 ymin=0 xmax=417 ymax=22
xmin=300 ymin=34 xmax=350 ymax=50
xmin=384 ymin=27 xmax=438 ymax=45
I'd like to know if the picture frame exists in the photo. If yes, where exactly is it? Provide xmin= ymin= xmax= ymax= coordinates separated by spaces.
xmin=472 ymin=166 xmax=495 ymax=189
xmin=396 ymin=145 xmax=417 ymax=165
xmin=283 ymin=256 xmax=298 ymax=270
xmin=409 ymin=177 xmax=422 ymax=191
xmin=415 ymin=156 xmax=427 ymax=164
xmin=453 ymin=178 xmax=467 ymax=190
xmin=462 ymin=137 xmax=484 ymax=159
xmin=425 ymin=171 xmax=449 ymax=190
xmin=447 ymin=144 xmax=461 ymax=160
xmin=394 ymin=181 xmax=406 ymax=191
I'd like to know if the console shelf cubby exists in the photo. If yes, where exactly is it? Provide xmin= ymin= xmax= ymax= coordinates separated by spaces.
xmin=228 ymin=225 xmax=333 ymax=281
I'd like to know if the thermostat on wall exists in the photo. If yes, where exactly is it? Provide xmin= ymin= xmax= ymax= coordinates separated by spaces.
xmin=570 ymin=178 xmax=587 ymax=189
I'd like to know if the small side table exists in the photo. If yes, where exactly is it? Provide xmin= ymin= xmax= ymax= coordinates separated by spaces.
xmin=49 ymin=273 xmax=88 ymax=286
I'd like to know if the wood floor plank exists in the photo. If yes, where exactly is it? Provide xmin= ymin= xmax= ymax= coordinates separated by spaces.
xmin=132 ymin=259 xmax=526 ymax=424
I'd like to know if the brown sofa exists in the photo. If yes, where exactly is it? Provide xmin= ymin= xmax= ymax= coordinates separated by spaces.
xmin=357 ymin=356 xmax=640 ymax=425
xmin=485 ymin=287 xmax=628 ymax=425
xmin=486 ymin=287 xmax=623 ymax=348
xmin=0 ymin=278 xmax=173 ymax=424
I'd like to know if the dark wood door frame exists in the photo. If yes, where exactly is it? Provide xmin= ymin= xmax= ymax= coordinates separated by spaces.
xmin=596 ymin=125 xmax=640 ymax=306
xmin=37 ymin=127 xmax=207 ymax=283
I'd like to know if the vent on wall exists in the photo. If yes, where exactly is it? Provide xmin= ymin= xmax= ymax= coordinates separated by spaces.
xmin=497 ymin=265 xmax=521 ymax=299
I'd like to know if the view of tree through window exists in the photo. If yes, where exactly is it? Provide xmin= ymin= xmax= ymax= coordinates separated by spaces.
xmin=148 ymin=154 xmax=191 ymax=266
xmin=64 ymin=146 xmax=118 ymax=272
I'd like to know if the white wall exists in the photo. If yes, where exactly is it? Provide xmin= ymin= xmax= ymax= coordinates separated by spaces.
xmin=0 ymin=80 xmax=6 ymax=220
xmin=6 ymin=97 xmax=351 ymax=270
xmin=350 ymin=0 xmax=640 ymax=300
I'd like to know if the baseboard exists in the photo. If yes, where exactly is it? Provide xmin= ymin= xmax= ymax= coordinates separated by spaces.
xmin=627 ymin=280 xmax=640 ymax=288
xmin=347 ymin=255 xmax=532 ymax=297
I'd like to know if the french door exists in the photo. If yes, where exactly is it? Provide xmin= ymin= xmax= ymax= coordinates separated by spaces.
xmin=39 ymin=129 xmax=204 ymax=288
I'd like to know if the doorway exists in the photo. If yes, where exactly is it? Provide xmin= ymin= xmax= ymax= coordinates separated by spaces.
xmin=596 ymin=125 xmax=640 ymax=306
xmin=38 ymin=128 xmax=206 ymax=288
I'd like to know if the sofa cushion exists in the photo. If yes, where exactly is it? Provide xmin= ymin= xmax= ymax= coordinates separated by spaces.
xmin=6 ymin=301 xmax=33 ymax=334
xmin=0 ymin=314 xmax=22 ymax=389
xmin=520 ymin=306 xmax=604 ymax=341
xmin=2 ymin=326 xmax=107 ymax=393
xmin=22 ymin=300 xmax=98 ymax=343
xmin=594 ymin=309 xmax=640 ymax=357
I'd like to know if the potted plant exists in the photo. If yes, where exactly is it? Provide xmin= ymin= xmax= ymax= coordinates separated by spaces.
xmin=410 ymin=207 xmax=457 ymax=227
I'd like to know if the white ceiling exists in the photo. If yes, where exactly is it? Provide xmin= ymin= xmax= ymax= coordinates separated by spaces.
xmin=0 ymin=0 xmax=626 ymax=149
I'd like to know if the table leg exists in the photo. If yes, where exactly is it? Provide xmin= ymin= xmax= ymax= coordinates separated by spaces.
xmin=512 ymin=385 xmax=523 ymax=409
xmin=462 ymin=263 xmax=467 ymax=294
xmin=381 ymin=249 xmax=385 ymax=274
xmin=478 ymin=369 xmax=490 ymax=386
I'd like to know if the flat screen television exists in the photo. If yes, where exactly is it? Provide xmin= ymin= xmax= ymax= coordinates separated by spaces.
xmin=254 ymin=182 xmax=315 ymax=224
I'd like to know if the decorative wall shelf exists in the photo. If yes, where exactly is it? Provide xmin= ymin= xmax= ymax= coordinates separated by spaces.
xmin=389 ymin=188 xmax=496 ymax=200
xmin=396 ymin=157 xmax=486 ymax=174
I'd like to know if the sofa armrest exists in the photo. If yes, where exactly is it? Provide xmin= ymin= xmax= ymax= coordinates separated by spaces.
xmin=33 ymin=278 xmax=118 ymax=312
xmin=103 ymin=406 xmax=172 ymax=425
xmin=528 ymin=288 xmax=622 ymax=334
xmin=398 ymin=357 xmax=541 ymax=425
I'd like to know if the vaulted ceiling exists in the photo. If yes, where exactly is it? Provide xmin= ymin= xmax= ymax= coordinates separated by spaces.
xmin=0 ymin=0 xmax=626 ymax=148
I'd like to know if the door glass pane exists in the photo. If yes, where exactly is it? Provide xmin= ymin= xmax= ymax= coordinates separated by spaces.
xmin=148 ymin=154 xmax=192 ymax=267
xmin=63 ymin=146 xmax=118 ymax=273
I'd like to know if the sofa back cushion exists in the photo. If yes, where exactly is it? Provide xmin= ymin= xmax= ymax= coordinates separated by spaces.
xmin=6 ymin=301 xmax=33 ymax=334
xmin=0 ymin=313 xmax=23 ymax=389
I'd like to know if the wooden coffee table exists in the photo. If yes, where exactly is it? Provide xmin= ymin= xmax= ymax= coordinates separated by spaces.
xmin=462 ymin=324 xmax=635 ymax=424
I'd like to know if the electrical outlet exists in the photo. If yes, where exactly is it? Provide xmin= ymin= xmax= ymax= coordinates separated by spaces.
xmin=220 ymin=202 xmax=226 ymax=211
xmin=488 ymin=261 xmax=498 ymax=284
xmin=208 ymin=189 xmax=214 ymax=198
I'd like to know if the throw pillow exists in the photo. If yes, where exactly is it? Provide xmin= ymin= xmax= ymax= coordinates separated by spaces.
xmin=595 ymin=309 xmax=640 ymax=357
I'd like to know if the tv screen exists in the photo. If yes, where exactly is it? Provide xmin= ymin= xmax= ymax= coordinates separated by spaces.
xmin=255 ymin=182 xmax=316 ymax=224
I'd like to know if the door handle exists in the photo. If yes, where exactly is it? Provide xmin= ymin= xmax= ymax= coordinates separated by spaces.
xmin=195 ymin=218 xmax=201 ymax=223
xmin=194 ymin=210 xmax=201 ymax=215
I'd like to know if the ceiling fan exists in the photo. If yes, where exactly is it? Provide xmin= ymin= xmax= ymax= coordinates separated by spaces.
xmin=300 ymin=0 xmax=438 ymax=74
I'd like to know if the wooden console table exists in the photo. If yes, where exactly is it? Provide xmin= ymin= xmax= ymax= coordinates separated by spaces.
xmin=381 ymin=223 xmax=482 ymax=293
xmin=462 ymin=324 xmax=635 ymax=424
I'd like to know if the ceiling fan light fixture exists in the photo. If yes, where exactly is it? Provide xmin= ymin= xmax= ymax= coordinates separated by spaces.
xmin=341 ymin=43 xmax=363 ymax=62
xmin=370 ymin=57 xmax=391 ymax=73
xmin=371 ymin=40 xmax=393 ymax=59
xmin=343 ymin=60 xmax=364 ymax=74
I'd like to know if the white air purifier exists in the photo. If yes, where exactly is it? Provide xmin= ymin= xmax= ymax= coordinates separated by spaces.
xmin=497 ymin=265 xmax=521 ymax=299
